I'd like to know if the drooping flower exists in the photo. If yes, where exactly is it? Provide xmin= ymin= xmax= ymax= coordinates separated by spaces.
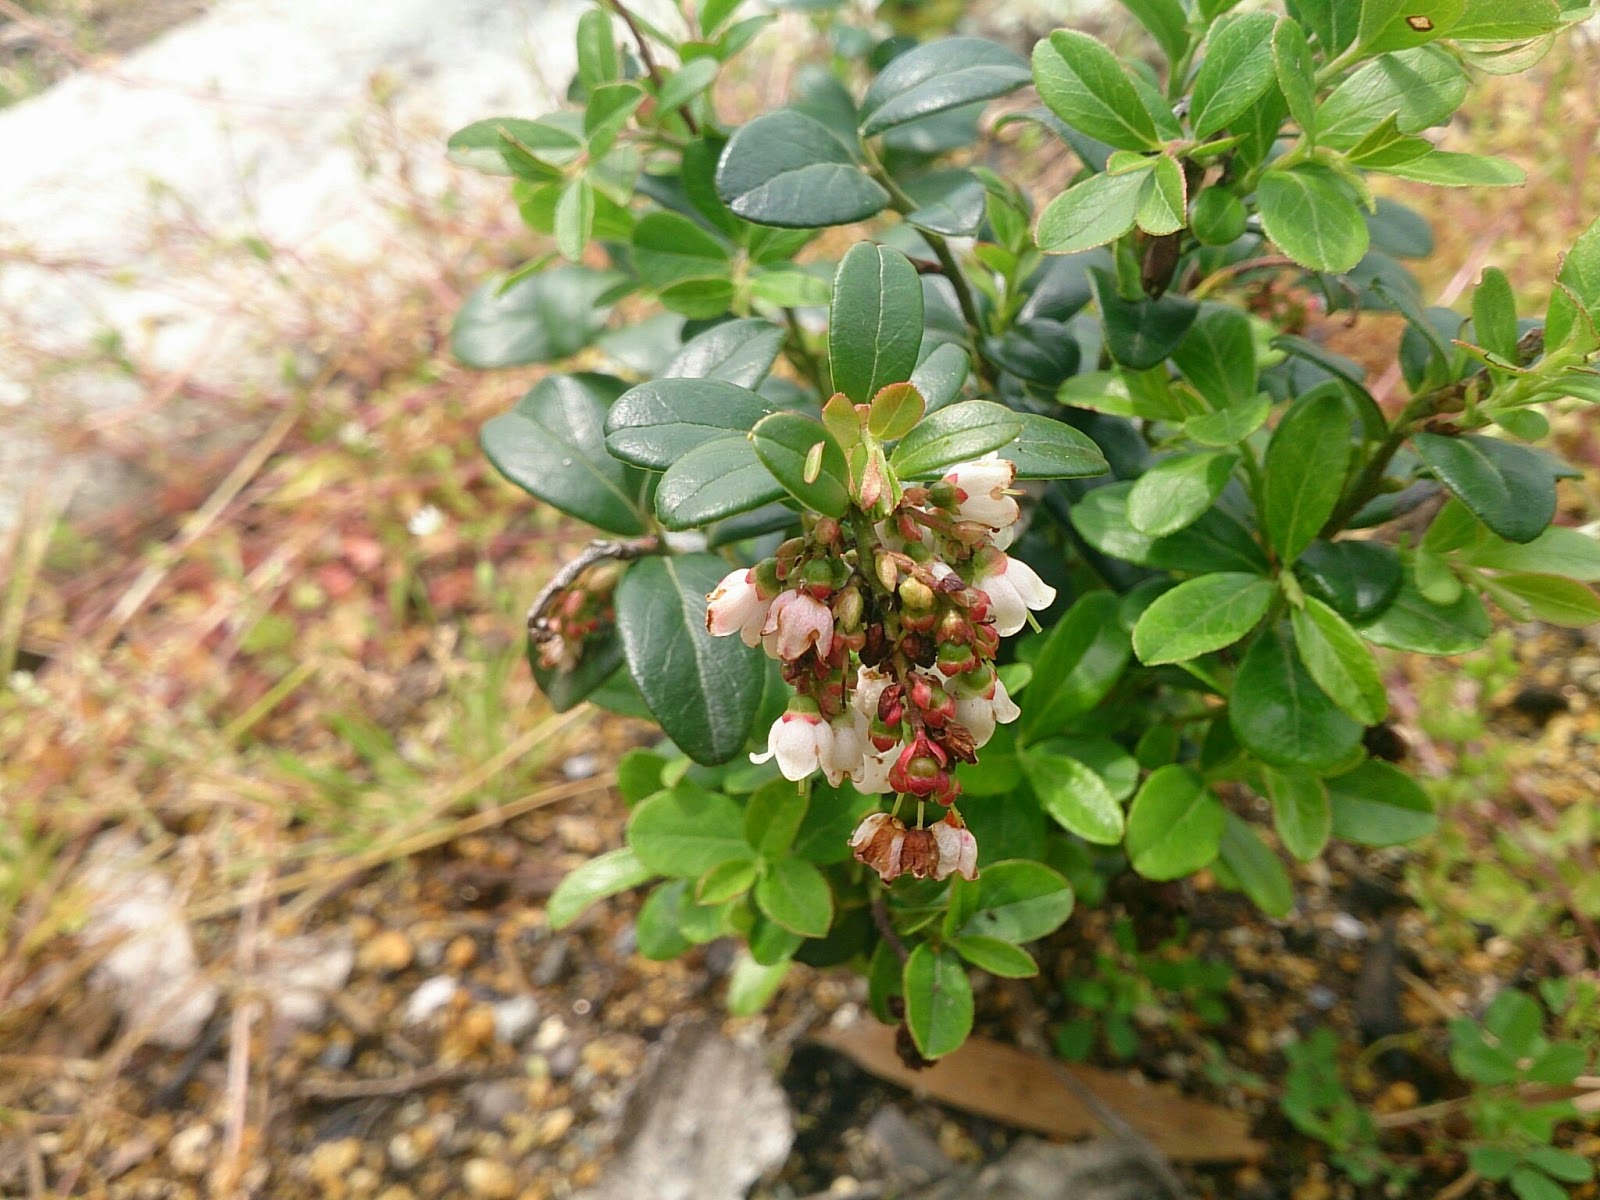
xmin=751 ymin=704 xmax=834 ymax=781
xmin=706 ymin=568 xmax=772 ymax=647
xmin=930 ymin=812 xmax=979 ymax=881
xmin=820 ymin=710 xmax=870 ymax=787
xmin=761 ymin=589 xmax=835 ymax=662
xmin=943 ymin=453 xmax=1019 ymax=531
xmin=849 ymin=812 xmax=906 ymax=881
xmin=952 ymin=668 xmax=1022 ymax=748
xmin=849 ymin=742 xmax=900 ymax=794
xmin=974 ymin=547 xmax=1056 ymax=637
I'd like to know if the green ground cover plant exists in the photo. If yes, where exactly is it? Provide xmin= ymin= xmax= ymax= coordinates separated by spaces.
xmin=451 ymin=0 xmax=1600 ymax=1068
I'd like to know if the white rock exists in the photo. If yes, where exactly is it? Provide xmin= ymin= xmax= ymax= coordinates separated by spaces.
xmin=257 ymin=931 xmax=356 ymax=1028
xmin=79 ymin=833 xmax=218 ymax=1048
xmin=401 ymin=974 xmax=459 ymax=1026
xmin=492 ymin=994 xmax=539 ymax=1045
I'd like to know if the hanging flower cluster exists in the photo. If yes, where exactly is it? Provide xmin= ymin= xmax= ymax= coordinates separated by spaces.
xmin=705 ymin=452 xmax=1053 ymax=884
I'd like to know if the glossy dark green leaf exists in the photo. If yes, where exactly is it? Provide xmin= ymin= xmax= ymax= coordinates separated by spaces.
xmin=1032 ymin=30 xmax=1161 ymax=150
xmin=606 ymin=378 xmax=775 ymax=469
xmin=1258 ymin=165 xmax=1369 ymax=274
xmin=1294 ymin=540 xmax=1403 ymax=621
xmin=1265 ymin=766 xmax=1332 ymax=861
xmin=548 ymin=847 xmax=654 ymax=929
xmin=982 ymin=320 xmax=1081 ymax=387
xmin=859 ymin=37 xmax=1030 ymax=136
xmin=655 ymin=436 xmax=787 ymax=530
xmin=1126 ymin=766 xmax=1226 ymax=880
xmin=1357 ymin=577 xmax=1490 ymax=654
xmin=1190 ymin=13 xmax=1280 ymax=139
xmin=1263 ymin=389 xmax=1353 ymax=563
xmin=1217 ymin=812 xmax=1294 ymax=917
xmin=1291 ymin=597 xmax=1388 ymax=725
xmin=1035 ymin=169 xmax=1144 ymax=254
xmin=1327 ymin=760 xmax=1436 ymax=845
xmin=903 ymin=945 xmax=973 ymax=1059
xmin=909 ymin=342 xmax=971 ymax=412
xmin=1020 ymin=591 xmax=1131 ymax=739
xmin=755 ymin=857 xmax=834 ymax=938
xmin=1132 ymin=573 xmax=1275 ymax=665
xmin=664 ymin=318 xmax=785 ymax=387
xmin=889 ymin=401 xmax=1023 ymax=478
xmin=1127 ymin=452 xmax=1239 ymax=537
xmin=482 ymin=374 xmax=647 ymax=535
xmin=716 ymin=109 xmax=889 ymax=228
xmin=829 ymin=242 xmax=925 ymax=404
xmin=452 ymin=268 xmax=627 ymax=368
xmin=1230 ymin=625 xmax=1364 ymax=771
xmin=902 ymin=169 xmax=987 ymax=236
xmin=999 ymin=412 xmax=1108 ymax=480
xmin=750 ymin=412 xmax=851 ymax=517
xmin=1071 ymin=482 xmax=1270 ymax=575
xmin=1173 ymin=304 xmax=1257 ymax=405
xmin=1317 ymin=46 xmax=1467 ymax=149
xmin=628 ymin=781 xmax=752 ymax=877
xmin=951 ymin=936 xmax=1039 ymax=978
xmin=632 ymin=211 xmax=733 ymax=291
xmin=616 ymin=555 xmax=765 ymax=763
xmin=1022 ymin=748 xmax=1124 ymax=845
xmin=1090 ymin=269 xmax=1200 ymax=370
xmin=958 ymin=860 xmax=1075 ymax=942
xmin=1412 ymin=433 xmax=1557 ymax=544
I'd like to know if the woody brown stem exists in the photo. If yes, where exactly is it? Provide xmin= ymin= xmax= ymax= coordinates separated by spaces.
xmin=526 ymin=536 xmax=660 ymax=637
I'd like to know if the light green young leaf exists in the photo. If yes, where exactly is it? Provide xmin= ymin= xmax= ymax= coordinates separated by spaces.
xmin=1290 ymin=596 xmax=1389 ymax=725
xmin=1272 ymin=18 xmax=1318 ymax=140
xmin=1189 ymin=13 xmax=1280 ymax=139
xmin=1217 ymin=812 xmax=1295 ymax=917
xmin=1136 ymin=155 xmax=1188 ymax=235
xmin=755 ymin=857 xmax=834 ymax=938
xmin=1257 ymin=165 xmax=1370 ymax=274
xmin=1379 ymin=151 xmax=1526 ymax=187
xmin=1022 ymin=749 xmax=1125 ymax=845
xmin=1316 ymin=46 xmax=1467 ymax=148
xmin=1265 ymin=767 xmax=1332 ymax=861
xmin=1035 ymin=167 xmax=1146 ymax=254
xmin=903 ymin=945 xmax=974 ymax=1059
xmin=1132 ymin=573 xmax=1275 ymax=665
xmin=548 ymin=848 xmax=655 ymax=929
xmin=1032 ymin=30 xmax=1162 ymax=150
xmin=1327 ymin=760 xmax=1436 ymax=845
xmin=1126 ymin=767 xmax=1226 ymax=880
xmin=1357 ymin=0 xmax=1464 ymax=55
xmin=1546 ymin=212 xmax=1600 ymax=352
xmin=1127 ymin=452 xmax=1239 ymax=537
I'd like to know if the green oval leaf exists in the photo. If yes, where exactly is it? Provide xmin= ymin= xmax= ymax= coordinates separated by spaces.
xmin=1218 ymin=811 xmax=1294 ymax=917
xmin=750 ymin=412 xmax=851 ymax=517
xmin=1327 ymin=760 xmax=1436 ymax=846
xmin=903 ymin=945 xmax=974 ymax=1060
xmin=655 ymin=436 xmax=788 ymax=529
xmin=1032 ymin=30 xmax=1161 ymax=150
xmin=1412 ymin=433 xmax=1557 ymax=544
xmin=632 ymin=211 xmax=733 ymax=290
xmin=859 ymin=37 xmax=1030 ymax=136
xmin=1356 ymin=577 xmax=1491 ymax=654
xmin=716 ymin=109 xmax=890 ymax=228
xmin=482 ymin=374 xmax=648 ymax=535
xmin=868 ymin=382 xmax=926 ymax=442
xmin=1258 ymin=165 xmax=1370 ymax=274
xmin=888 ymin=401 xmax=1023 ymax=478
xmin=1290 ymin=596 xmax=1389 ymax=725
xmin=1035 ymin=168 xmax=1145 ymax=254
xmin=664 ymin=318 xmax=786 ymax=388
xmin=958 ymin=860 xmax=1075 ymax=943
xmin=636 ymin=881 xmax=693 ymax=959
xmin=727 ymin=951 xmax=791 ymax=1016
xmin=606 ymin=378 xmax=776 ymax=469
xmin=628 ymin=782 xmax=752 ymax=877
xmin=1132 ymin=572 xmax=1276 ymax=665
xmin=829 ymin=242 xmax=925 ymax=405
xmin=1263 ymin=389 xmax=1354 ymax=563
xmin=1020 ymin=591 xmax=1132 ymax=740
xmin=755 ymin=857 xmax=834 ymax=938
xmin=1230 ymin=625 xmax=1364 ymax=771
xmin=1317 ymin=46 xmax=1466 ymax=149
xmin=1126 ymin=451 xmax=1239 ymax=537
xmin=1125 ymin=766 xmax=1226 ymax=880
xmin=1295 ymin=540 xmax=1403 ymax=621
xmin=696 ymin=858 xmax=759 ymax=905
xmin=548 ymin=847 xmax=655 ymax=930
xmin=951 ymin=935 xmax=1039 ymax=978
xmin=1265 ymin=766 xmax=1332 ymax=861
xmin=1190 ymin=13 xmax=1280 ymax=139
xmin=616 ymin=555 xmax=765 ymax=763
xmin=452 ymin=267 xmax=627 ymax=368
xmin=1000 ymin=412 xmax=1109 ymax=479
xmin=1022 ymin=749 xmax=1124 ymax=845
xmin=1488 ymin=573 xmax=1600 ymax=628
xmin=910 ymin=342 xmax=972 ymax=411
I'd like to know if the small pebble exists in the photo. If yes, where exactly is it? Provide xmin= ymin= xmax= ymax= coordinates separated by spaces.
xmin=359 ymin=929 xmax=415 ymax=974
xmin=1306 ymin=985 xmax=1338 ymax=1011
xmin=1328 ymin=912 xmax=1367 ymax=941
xmin=168 ymin=1122 xmax=213 ymax=1176
xmin=308 ymin=1138 xmax=364 ymax=1183
xmin=531 ymin=942 xmax=568 ymax=987
xmin=465 ymin=1080 xmax=526 ymax=1127
xmin=462 ymin=1157 xmax=518 ymax=1199
xmin=493 ymin=994 xmax=540 ymax=1045
xmin=561 ymin=752 xmax=600 ymax=780
xmin=402 ymin=975 xmax=459 ymax=1025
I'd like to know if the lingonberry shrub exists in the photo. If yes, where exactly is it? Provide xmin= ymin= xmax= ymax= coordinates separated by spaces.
xmin=451 ymin=0 xmax=1600 ymax=1060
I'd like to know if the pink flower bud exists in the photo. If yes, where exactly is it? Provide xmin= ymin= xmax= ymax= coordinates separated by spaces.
xmin=761 ymin=589 xmax=835 ymax=662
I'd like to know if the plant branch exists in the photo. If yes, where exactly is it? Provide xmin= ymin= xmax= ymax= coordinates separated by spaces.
xmin=783 ymin=307 xmax=829 ymax=396
xmin=527 ymin=535 xmax=661 ymax=637
xmin=605 ymin=0 xmax=701 ymax=135
xmin=870 ymin=893 xmax=908 ymax=964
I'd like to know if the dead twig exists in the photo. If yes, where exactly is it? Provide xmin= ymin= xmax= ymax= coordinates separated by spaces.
xmin=526 ymin=535 xmax=660 ymax=641
xmin=296 ymin=1060 xmax=523 ymax=1101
